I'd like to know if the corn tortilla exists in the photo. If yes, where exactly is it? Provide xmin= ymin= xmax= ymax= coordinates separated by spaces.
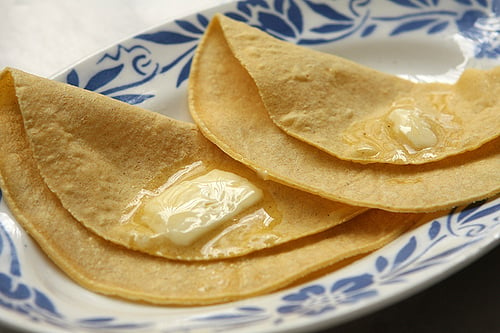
xmin=212 ymin=15 xmax=499 ymax=165
xmin=0 ymin=67 xmax=366 ymax=261
xmin=188 ymin=15 xmax=500 ymax=213
xmin=0 ymin=69 xmax=419 ymax=304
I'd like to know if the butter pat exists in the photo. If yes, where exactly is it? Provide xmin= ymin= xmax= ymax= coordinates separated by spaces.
xmin=141 ymin=169 xmax=263 ymax=246
xmin=388 ymin=108 xmax=438 ymax=150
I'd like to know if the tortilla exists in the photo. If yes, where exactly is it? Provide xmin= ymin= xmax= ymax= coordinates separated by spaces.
xmin=188 ymin=14 xmax=500 ymax=213
xmin=0 ymin=68 xmax=420 ymax=304
xmin=211 ymin=15 xmax=499 ymax=165
xmin=0 ymin=67 xmax=365 ymax=261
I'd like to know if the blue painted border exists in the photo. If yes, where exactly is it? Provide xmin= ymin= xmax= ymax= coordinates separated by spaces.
xmin=1 ymin=0 xmax=499 ymax=332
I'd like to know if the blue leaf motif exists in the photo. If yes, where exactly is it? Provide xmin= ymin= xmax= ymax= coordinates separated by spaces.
xmin=287 ymin=0 xmax=303 ymax=33
xmin=376 ymin=256 xmax=388 ymax=273
xmin=0 ymin=274 xmax=30 ymax=299
xmin=76 ymin=317 xmax=151 ymax=330
xmin=225 ymin=12 xmax=249 ymax=22
xmin=304 ymin=0 xmax=353 ymax=21
xmin=394 ymin=236 xmax=417 ymax=266
xmin=237 ymin=2 xmax=252 ymax=16
xmin=475 ymin=0 xmax=488 ymax=7
xmin=361 ymin=24 xmax=377 ymax=37
xmin=112 ymin=94 xmax=155 ymax=105
xmin=311 ymin=23 xmax=354 ymax=33
xmin=84 ymin=65 xmax=124 ymax=91
xmin=176 ymin=57 xmax=192 ymax=87
xmin=248 ymin=0 xmax=270 ymax=8
xmin=94 ymin=323 xmax=152 ymax=330
xmin=237 ymin=306 xmax=265 ymax=312
xmin=428 ymin=221 xmax=441 ymax=240
xmin=258 ymin=12 xmax=296 ymax=37
xmin=34 ymin=289 xmax=58 ymax=315
xmin=388 ymin=0 xmax=421 ymax=8
xmin=298 ymin=38 xmax=334 ymax=45
xmin=391 ymin=18 xmax=437 ymax=35
xmin=428 ymin=21 xmax=449 ymax=33
xmin=330 ymin=273 xmax=373 ymax=293
xmin=66 ymin=69 xmax=79 ymax=87
xmin=175 ymin=20 xmax=204 ymax=34
xmin=283 ymin=285 xmax=325 ymax=301
xmin=135 ymin=31 xmax=197 ymax=44
xmin=197 ymin=14 xmax=209 ymax=28
xmin=277 ymin=304 xmax=302 ymax=314
xmin=195 ymin=313 xmax=252 ymax=320
xmin=274 ymin=0 xmax=285 ymax=13
xmin=79 ymin=317 xmax=115 ymax=324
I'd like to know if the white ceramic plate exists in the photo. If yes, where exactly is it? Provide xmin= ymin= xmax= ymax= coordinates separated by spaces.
xmin=0 ymin=1 xmax=499 ymax=332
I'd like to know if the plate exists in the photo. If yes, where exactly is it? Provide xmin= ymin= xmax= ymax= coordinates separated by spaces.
xmin=0 ymin=1 xmax=499 ymax=332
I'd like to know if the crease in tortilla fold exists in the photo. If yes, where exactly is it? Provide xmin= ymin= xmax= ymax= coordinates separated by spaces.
xmin=188 ymin=14 xmax=500 ymax=213
xmin=207 ymin=15 xmax=500 ymax=165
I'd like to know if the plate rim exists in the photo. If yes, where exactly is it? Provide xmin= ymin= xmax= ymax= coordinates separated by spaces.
xmin=1 ymin=0 xmax=499 ymax=332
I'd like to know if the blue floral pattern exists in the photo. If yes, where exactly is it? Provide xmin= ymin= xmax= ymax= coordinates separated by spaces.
xmin=279 ymin=200 xmax=499 ymax=314
xmin=62 ymin=0 xmax=499 ymax=104
xmin=1 ymin=1 xmax=499 ymax=332
xmin=270 ymin=200 xmax=500 ymax=321
xmin=160 ymin=200 xmax=499 ymax=332
xmin=0 ymin=205 xmax=151 ymax=330
xmin=3 ymin=197 xmax=496 ymax=332
xmin=0 ymin=215 xmax=60 ymax=322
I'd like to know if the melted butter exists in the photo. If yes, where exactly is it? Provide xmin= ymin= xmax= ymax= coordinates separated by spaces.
xmin=121 ymin=161 xmax=282 ymax=259
xmin=140 ymin=169 xmax=263 ymax=246
xmin=343 ymin=117 xmax=391 ymax=160
xmin=342 ymin=95 xmax=459 ymax=163
xmin=200 ymin=208 xmax=277 ymax=256
xmin=119 ymin=161 xmax=206 ymax=224
xmin=387 ymin=108 xmax=438 ymax=150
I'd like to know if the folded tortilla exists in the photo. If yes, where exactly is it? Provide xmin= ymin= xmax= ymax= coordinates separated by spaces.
xmin=188 ymin=14 xmax=500 ymax=213
xmin=211 ymin=15 xmax=499 ymax=165
xmin=0 ymin=67 xmax=363 ymax=261
xmin=0 ymin=67 xmax=419 ymax=304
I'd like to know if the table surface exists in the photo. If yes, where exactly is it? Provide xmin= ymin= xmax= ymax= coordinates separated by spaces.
xmin=1 ymin=1 xmax=499 ymax=332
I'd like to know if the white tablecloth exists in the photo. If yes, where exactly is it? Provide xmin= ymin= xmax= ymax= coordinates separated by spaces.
xmin=0 ymin=0 xmax=231 ymax=77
